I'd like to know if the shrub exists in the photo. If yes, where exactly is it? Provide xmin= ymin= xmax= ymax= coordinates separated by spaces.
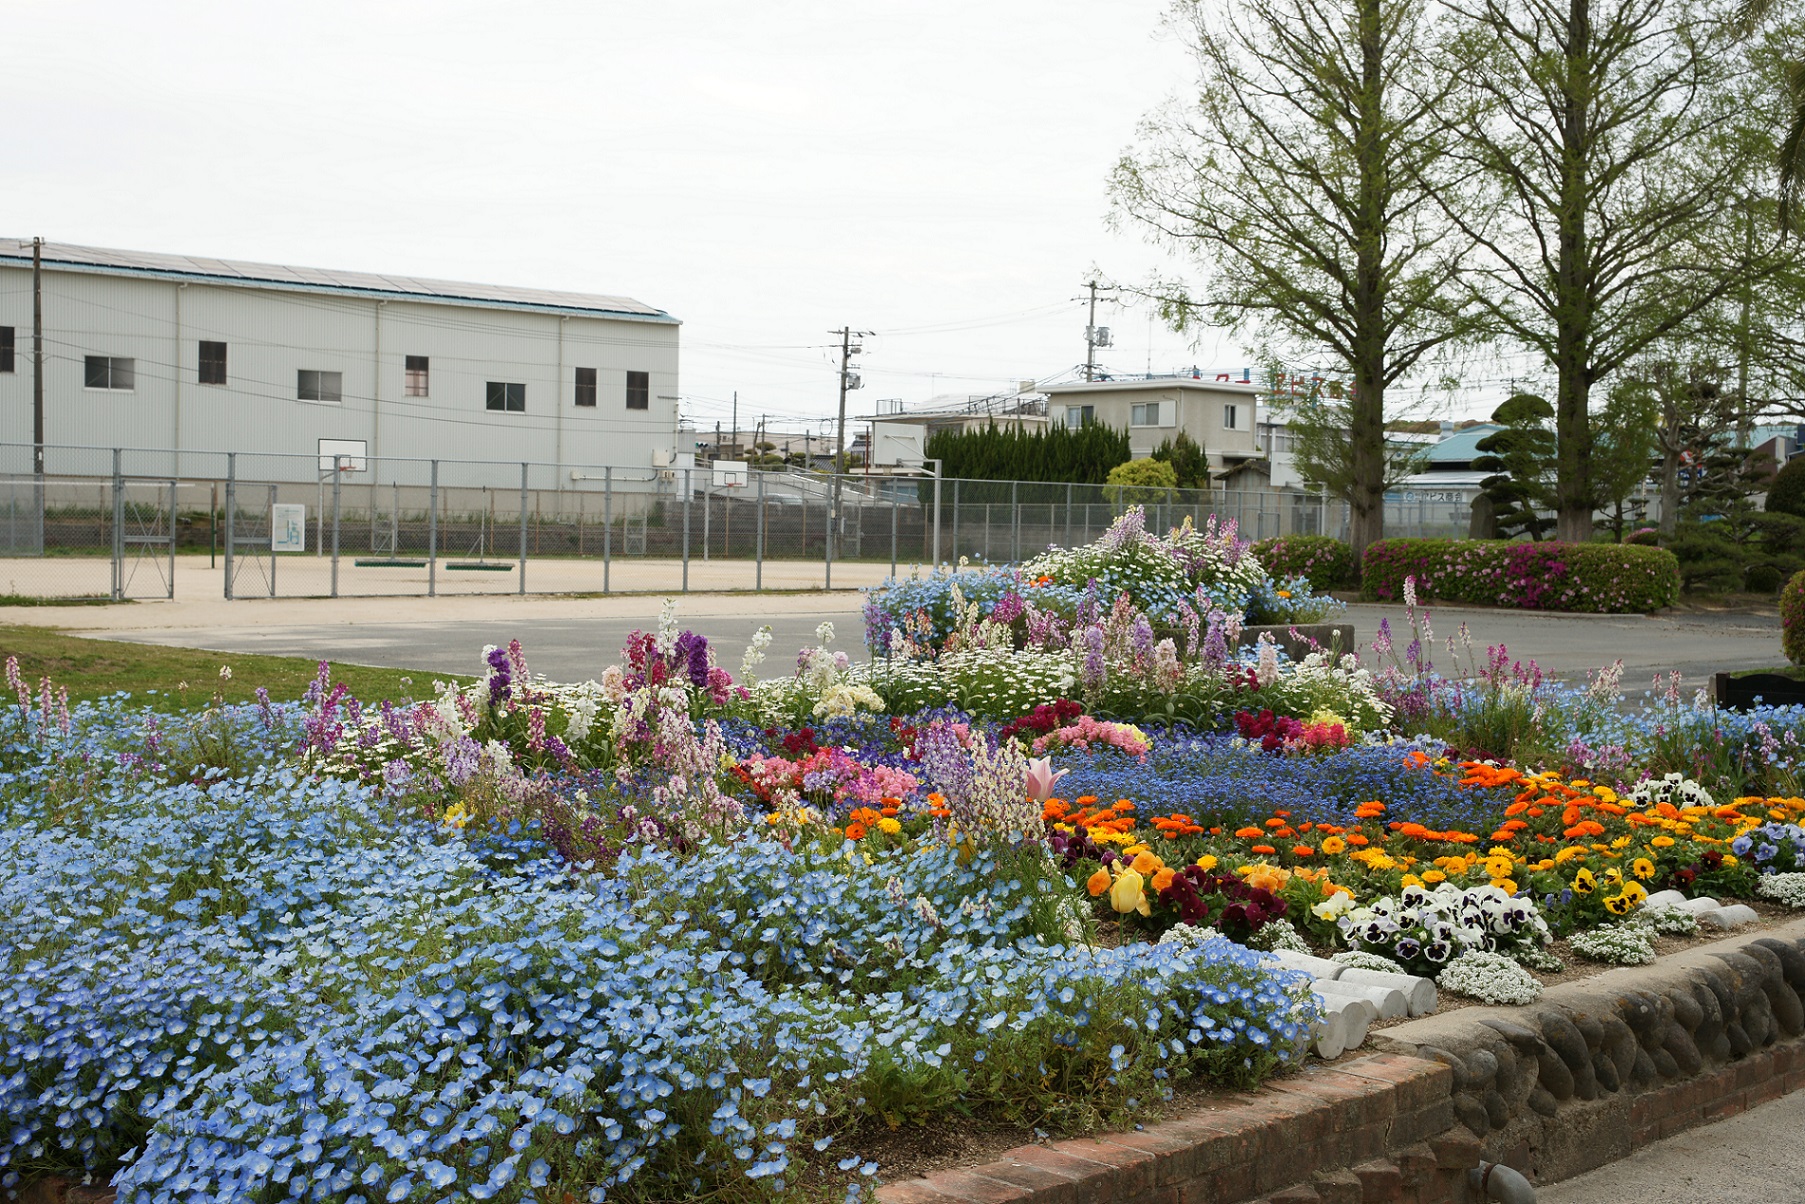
xmin=1251 ymin=535 xmax=1357 ymax=591
xmin=1783 ymin=569 xmax=1805 ymax=665
xmin=1105 ymin=457 xmax=1178 ymax=506
xmin=1768 ymin=456 xmax=1805 ymax=518
xmin=1360 ymin=538 xmax=1680 ymax=613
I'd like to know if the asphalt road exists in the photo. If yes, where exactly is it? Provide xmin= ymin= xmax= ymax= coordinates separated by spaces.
xmin=39 ymin=595 xmax=1784 ymax=689
xmin=1537 ymin=1088 xmax=1805 ymax=1202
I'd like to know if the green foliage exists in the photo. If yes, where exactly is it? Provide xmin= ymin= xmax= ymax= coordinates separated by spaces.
xmin=920 ymin=420 xmax=1132 ymax=504
xmin=1360 ymin=538 xmax=1681 ymax=613
xmin=1768 ymin=457 xmax=1805 ymax=519
xmin=1150 ymin=431 xmax=1210 ymax=490
xmin=1251 ymin=535 xmax=1358 ymax=591
xmin=1105 ymin=458 xmax=1178 ymax=507
xmin=1472 ymin=394 xmax=1557 ymax=540
xmin=1666 ymin=418 xmax=1804 ymax=593
xmin=1591 ymin=379 xmax=1660 ymax=540
xmin=1784 ymin=570 xmax=1805 ymax=665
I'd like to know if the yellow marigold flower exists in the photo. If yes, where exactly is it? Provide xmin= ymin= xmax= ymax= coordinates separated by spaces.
xmin=1532 ymin=859 xmax=1555 ymax=872
xmin=1723 ymin=855 xmax=1740 ymax=867
xmin=1423 ymin=870 xmax=1448 ymax=884
xmin=1401 ymin=873 xmax=1424 ymax=888
xmin=1610 ymin=836 xmax=1634 ymax=850
xmin=1122 ymin=842 xmax=1150 ymax=856
xmin=1594 ymin=786 xmax=1618 ymax=802
xmin=1485 ymin=857 xmax=1515 ymax=879
xmin=1494 ymin=878 xmax=1518 ymax=895
xmin=1488 ymin=845 xmax=1515 ymax=857
xmin=877 ymin=817 xmax=902 ymax=835
xmin=1650 ymin=836 xmax=1675 ymax=848
xmin=1631 ymin=857 xmax=1656 ymax=880
xmin=1555 ymin=846 xmax=1587 ymax=864
xmin=1194 ymin=854 xmax=1219 ymax=872
xmin=1320 ymin=836 xmax=1346 ymax=855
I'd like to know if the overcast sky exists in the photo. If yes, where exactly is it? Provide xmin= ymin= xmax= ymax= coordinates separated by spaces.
xmin=9 ymin=1 xmax=1509 ymax=436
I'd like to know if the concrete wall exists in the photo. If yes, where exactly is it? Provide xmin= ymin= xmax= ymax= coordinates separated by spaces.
xmin=0 ymin=264 xmax=680 ymax=483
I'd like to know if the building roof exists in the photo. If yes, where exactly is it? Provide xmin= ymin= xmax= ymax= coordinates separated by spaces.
xmin=1423 ymin=423 xmax=1503 ymax=464
xmin=0 ymin=239 xmax=676 ymax=323
xmin=1043 ymin=375 xmax=1262 ymax=396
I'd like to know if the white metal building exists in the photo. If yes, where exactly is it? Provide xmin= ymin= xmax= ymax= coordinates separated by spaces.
xmin=0 ymin=240 xmax=680 ymax=481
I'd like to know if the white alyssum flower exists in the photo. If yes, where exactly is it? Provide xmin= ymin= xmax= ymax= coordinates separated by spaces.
xmin=1569 ymin=925 xmax=1657 ymax=965
xmin=1437 ymin=951 xmax=1541 ymax=1005
xmin=1757 ymin=872 xmax=1805 ymax=910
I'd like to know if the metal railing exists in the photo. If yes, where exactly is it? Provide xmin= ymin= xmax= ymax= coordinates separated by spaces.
xmin=0 ymin=442 xmax=1466 ymax=600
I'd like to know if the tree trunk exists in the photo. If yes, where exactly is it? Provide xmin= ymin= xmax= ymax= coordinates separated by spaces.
xmin=1347 ymin=0 xmax=1389 ymax=565
xmin=1553 ymin=0 xmax=1596 ymax=545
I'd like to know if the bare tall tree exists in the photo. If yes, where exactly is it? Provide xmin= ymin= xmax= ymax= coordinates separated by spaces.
xmin=1440 ymin=0 xmax=1780 ymax=540
xmin=1111 ymin=0 xmax=1479 ymax=559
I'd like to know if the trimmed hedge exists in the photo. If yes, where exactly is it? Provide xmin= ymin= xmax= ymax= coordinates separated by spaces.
xmin=1783 ymin=570 xmax=1805 ymax=664
xmin=1360 ymin=538 xmax=1681 ymax=613
xmin=1251 ymin=535 xmax=1358 ymax=592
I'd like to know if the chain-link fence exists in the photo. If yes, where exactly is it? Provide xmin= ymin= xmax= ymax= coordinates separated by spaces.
xmin=0 ymin=443 xmax=1474 ymax=599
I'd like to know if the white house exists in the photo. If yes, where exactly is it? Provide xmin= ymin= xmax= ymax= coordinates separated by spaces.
xmin=0 ymin=240 xmax=680 ymax=484
xmin=1039 ymin=376 xmax=1264 ymax=472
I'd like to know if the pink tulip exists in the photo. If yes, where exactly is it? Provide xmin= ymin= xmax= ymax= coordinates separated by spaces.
xmin=1025 ymin=756 xmax=1070 ymax=802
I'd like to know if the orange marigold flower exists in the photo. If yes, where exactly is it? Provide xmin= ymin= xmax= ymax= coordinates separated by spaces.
xmin=1235 ymin=826 xmax=1265 ymax=839
xmin=1292 ymin=845 xmax=1315 ymax=857
xmin=1345 ymin=833 xmax=1370 ymax=846
xmin=845 ymin=822 xmax=867 ymax=841
xmin=1251 ymin=844 xmax=1277 ymax=855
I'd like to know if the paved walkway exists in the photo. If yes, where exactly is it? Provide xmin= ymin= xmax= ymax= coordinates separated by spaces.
xmin=0 ymin=586 xmax=1780 ymax=687
xmin=1538 ymin=1087 xmax=1805 ymax=1202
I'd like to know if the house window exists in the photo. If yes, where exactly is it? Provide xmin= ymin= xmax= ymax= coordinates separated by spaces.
xmin=298 ymin=369 xmax=343 ymax=404
xmin=575 ymin=366 xmax=597 ymax=407
xmin=486 ymin=381 xmax=526 ymax=412
xmin=1223 ymin=404 xmax=1239 ymax=430
xmin=1131 ymin=402 xmax=1171 ymax=427
xmin=0 ymin=326 xmax=13 ymax=373
xmin=85 ymin=356 xmax=135 ymax=390
xmin=405 ymin=355 xmax=429 ymax=397
xmin=1064 ymin=404 xmax=1095 ymax=429
xmin=626 ymin=370 xmax=649 ymax=411
xmin=198 ymin=341 xmax=227 ymax=385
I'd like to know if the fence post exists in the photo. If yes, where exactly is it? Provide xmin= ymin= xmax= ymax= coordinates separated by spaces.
xmin=682 ymin=468 xmax=691 ymax=592
xmin=824 ymin=471 xmax=835 ymax=590
xmin=1064 ymin=481 xmax=1072 ymax=548
xmin=951 ymin=479 xmax=960 ymax=564
xmin=268 ymin=484 xmax=278 ymax=597
xmin=224 ymin=453 xmax=235 ymax=600
xmin=518 ymin=462 xmax=529 ymax=595
xmin=428 ymin=460 xmax=438 ymax=597
xmin=330 ymin=456 xmax=343 ymax=597
xmin=111 ymin=449 xmax=124 ymax=601
xmin=1010 ymin=480 xmax=1019 ymax=563
xmin=931 ymin=461 xmax=942 ymax=569
xmin=755 ymin=469 xmax=765 ymax=590
xmin=603 ymin=467 xmax=612 ymax=594
xmin=890 ymin=488 xmax=898 ymax=580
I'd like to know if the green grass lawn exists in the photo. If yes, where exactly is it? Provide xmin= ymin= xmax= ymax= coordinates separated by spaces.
xmin=0 ymin=625 xmax=466 ymax=707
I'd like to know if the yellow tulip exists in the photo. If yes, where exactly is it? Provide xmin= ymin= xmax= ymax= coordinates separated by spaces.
xmin=1110 ymin=869 xmax=1151 ymax=917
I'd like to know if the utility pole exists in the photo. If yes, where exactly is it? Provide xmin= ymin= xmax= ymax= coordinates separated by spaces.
xmin=32 ymin=237 xmax=44 ymax=478
xmin=731 ymin=390 xmax=738 ymax=459
xmin=827 ymin=326 xmax=870 ymax=589
xmin=1081 ymin=281 xmax=1112 ymax=382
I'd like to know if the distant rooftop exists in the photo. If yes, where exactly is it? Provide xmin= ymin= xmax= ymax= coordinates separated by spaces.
xmin=1424 ymin=423 xmax=1504 ymax=464
xmin=0 ymin=239 xmax=676 ymax=323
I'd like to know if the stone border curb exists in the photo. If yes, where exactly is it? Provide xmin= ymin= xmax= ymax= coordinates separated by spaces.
xmin=877 ymin=916 xmax=1805 ymax=1204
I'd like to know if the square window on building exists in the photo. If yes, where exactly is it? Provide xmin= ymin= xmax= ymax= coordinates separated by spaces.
xmin=198 ymin=341 xmax=227 ymax=385
xmin=575 ymin=366 xmax=597 ymax=407
xmin=405 ymin=355 xmax=429 ymax=397
xmin=85 ymin=356 xmax=135 ymax=390
xmin=626 ymin=370 xmax=649 ymax=411
xmin=0 ymin=326 xmax=14 ymax=374
xmin=1065 ymin=404 xmax=1095 ymax=429
xmin=486 ymin=381 xmax=525 ymax=412
xmin=1223 ymin=404 xmax=1239 ymax=430
xmin=298 ymin=369 xmax=343 ymax=404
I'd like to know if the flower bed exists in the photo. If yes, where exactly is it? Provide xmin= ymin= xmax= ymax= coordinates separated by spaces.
xmin=2 ymin=521 xmax=1802 ymax=1203
xmin=1361 ymin=537 xmax=1682 ymax=613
